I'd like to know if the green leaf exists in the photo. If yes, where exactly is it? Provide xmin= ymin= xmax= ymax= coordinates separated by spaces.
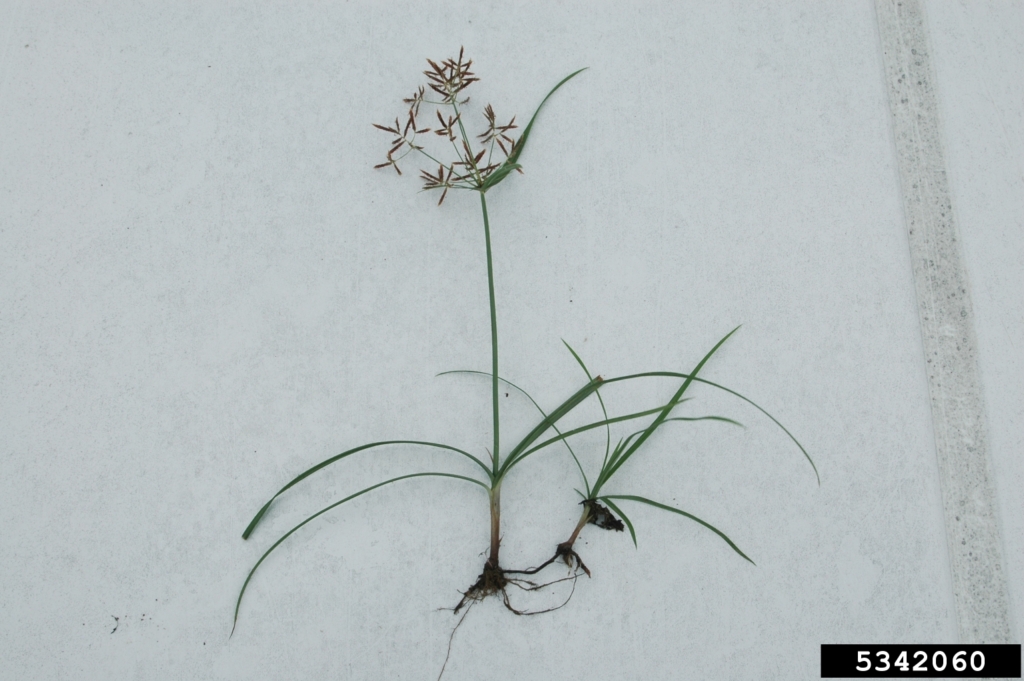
xmin=601 ymin=494 xmax=754 ymax=565
xmin=508 ymin=68 xmax=587 ymax=166
xmin=562 ymin=340 xmax=609 ymax=493
xmin=509 ymin=397 xmax=692 ymax=471
xmin=478 ymin=68 xmax=587 ymax=192
xmin=478 ymin=163 xmax=521 ymax=192
xmin=661 ymin=415 xmax=744 ymax=428
xmin=233 ymin=471 xmax=488 ymax=634
xmin=600 ymin=498 xmax=637 ymax=548
xmin=603 ymin=431 xmax=641 ymax=474
xmin=601 ymin=370 xmax=819 ymax=484
xmin=497 ymin=375 xmax=604 ymax=479
xmin=593 ymin=326 xmax=740 ymax=495
xmin=242 ymin=440 xmax=490 ymax=540
xmin=437 ymin=369 xmax=590 ymax=494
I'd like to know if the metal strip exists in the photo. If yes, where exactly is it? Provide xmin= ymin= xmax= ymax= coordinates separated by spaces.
xmin=875 ymin=0 xmax=1011 ymax=643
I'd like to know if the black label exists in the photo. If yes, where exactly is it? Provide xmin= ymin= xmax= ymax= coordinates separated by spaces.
xmin=820 ymin=644 xmax=1020 ymax=678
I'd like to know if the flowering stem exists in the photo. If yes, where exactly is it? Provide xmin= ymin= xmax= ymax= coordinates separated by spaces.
xmin=480 ymin=192 xmax=502 ymax=566
xmin=480 ymin=192 xmax=500 ymax=476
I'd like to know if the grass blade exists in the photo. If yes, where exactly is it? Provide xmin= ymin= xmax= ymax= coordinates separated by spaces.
xmin=601 ymin=415 xmax=742 ymax=471
xmin=242 ymin=440 xmax=490 ymax=540
xmin=600 ymin=498 xmax=637 ymax=548
xmin=600 ymin=431 xmax=644 ymax=482
xmin=477 ymin=162 xmax=521 ymax=191
xmin=479 ymin=68 xmax=587 ymax=192
xmin=593 ymin=326 xmax=740 ymax=495
xmin=661 ymin=415 xmax=744 ymax=428
xmin=438 ymin=369 xmax=590 ymax=493
xmin=562 ymin=340 xmax=608 ymax=495
xmin=233 ymin=471 xmax=489 ymax=634
xmin=601 ymin=494 xmax=754 ymax=565
xmin=496 ymin=376 xmax=604 ymax=479
xmin=508 ymin=68 xmax=587 ymax=165
xmin=601 ymin=371 xmax=818 ymax=484
xmin=507 ymin=398 xmax=692 ymax=472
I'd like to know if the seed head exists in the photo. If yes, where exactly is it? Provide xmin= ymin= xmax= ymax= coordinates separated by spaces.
xmin=373 ymin=49 xmax=522 ymax=201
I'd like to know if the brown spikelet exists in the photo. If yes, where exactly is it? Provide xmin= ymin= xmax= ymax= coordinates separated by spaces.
xmin=373 ymin=49 xmax=529 ymax=198
xmin=426 ymin=59 xmax=445 ymax=76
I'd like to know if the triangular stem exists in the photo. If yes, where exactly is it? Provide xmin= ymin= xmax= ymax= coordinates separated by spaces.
xmin=480 ymin=192 xmax=503 ymax=566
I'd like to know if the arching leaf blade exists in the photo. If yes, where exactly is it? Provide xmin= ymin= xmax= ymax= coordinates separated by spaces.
xmin=437 ymin=369 xmax=589 ymax=491
xmin=601 ymin=370 xmax=818 ymax=484
xmin=601 ymin=494 xmax=754 ymax=565
xmin=242 ymin=440 xmax=489 ymax=540
xmin=233 ymin=472 xmax=488 ymax=634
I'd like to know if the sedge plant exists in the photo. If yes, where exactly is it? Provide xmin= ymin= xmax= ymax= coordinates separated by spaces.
xmin=234 ymin=50 xmax=599 ymax=630
xmin=233 ymin=49 xmax=817 ymax=634
xmin=518 ymin=333 xmax=819 ymax=576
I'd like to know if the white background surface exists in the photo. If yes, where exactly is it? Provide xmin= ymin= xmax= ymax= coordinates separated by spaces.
xmin=1 ymin=1 xmax=1019 ymax=679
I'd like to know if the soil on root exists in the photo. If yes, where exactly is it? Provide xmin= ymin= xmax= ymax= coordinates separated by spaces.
xmin=453 ymin=562 xmax=508 ymax=614
xmin=453 ymin=554 xmax=586 ymax=616
xmin=504 ymin=500 xmax=623 ymax=585
xmin=585 ymin=500 xmax=625 ymax=532
xmin=449 ymin=499 xmax=627 ymax=616
xmin=439 ymin=550 xmax=590 ymax=680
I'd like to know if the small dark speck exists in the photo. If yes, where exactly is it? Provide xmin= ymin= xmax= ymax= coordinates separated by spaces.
xmin=208 ymin=65 xmax=211 ymax=68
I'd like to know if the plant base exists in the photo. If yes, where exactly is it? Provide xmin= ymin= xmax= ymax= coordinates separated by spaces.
xmin=453 ymin=554 xmax=586 ymax=616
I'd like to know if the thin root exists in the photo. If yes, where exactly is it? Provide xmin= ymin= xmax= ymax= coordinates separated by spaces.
xmin=452 ymin=556 xmax=585 ymax=617
xmin=505 ymin=542 xmax=591 ymax=578
xmin=437 ymin=601 xmax=473 ymax=681
xmin=499 ymin=570 xmax=579 ymax=616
